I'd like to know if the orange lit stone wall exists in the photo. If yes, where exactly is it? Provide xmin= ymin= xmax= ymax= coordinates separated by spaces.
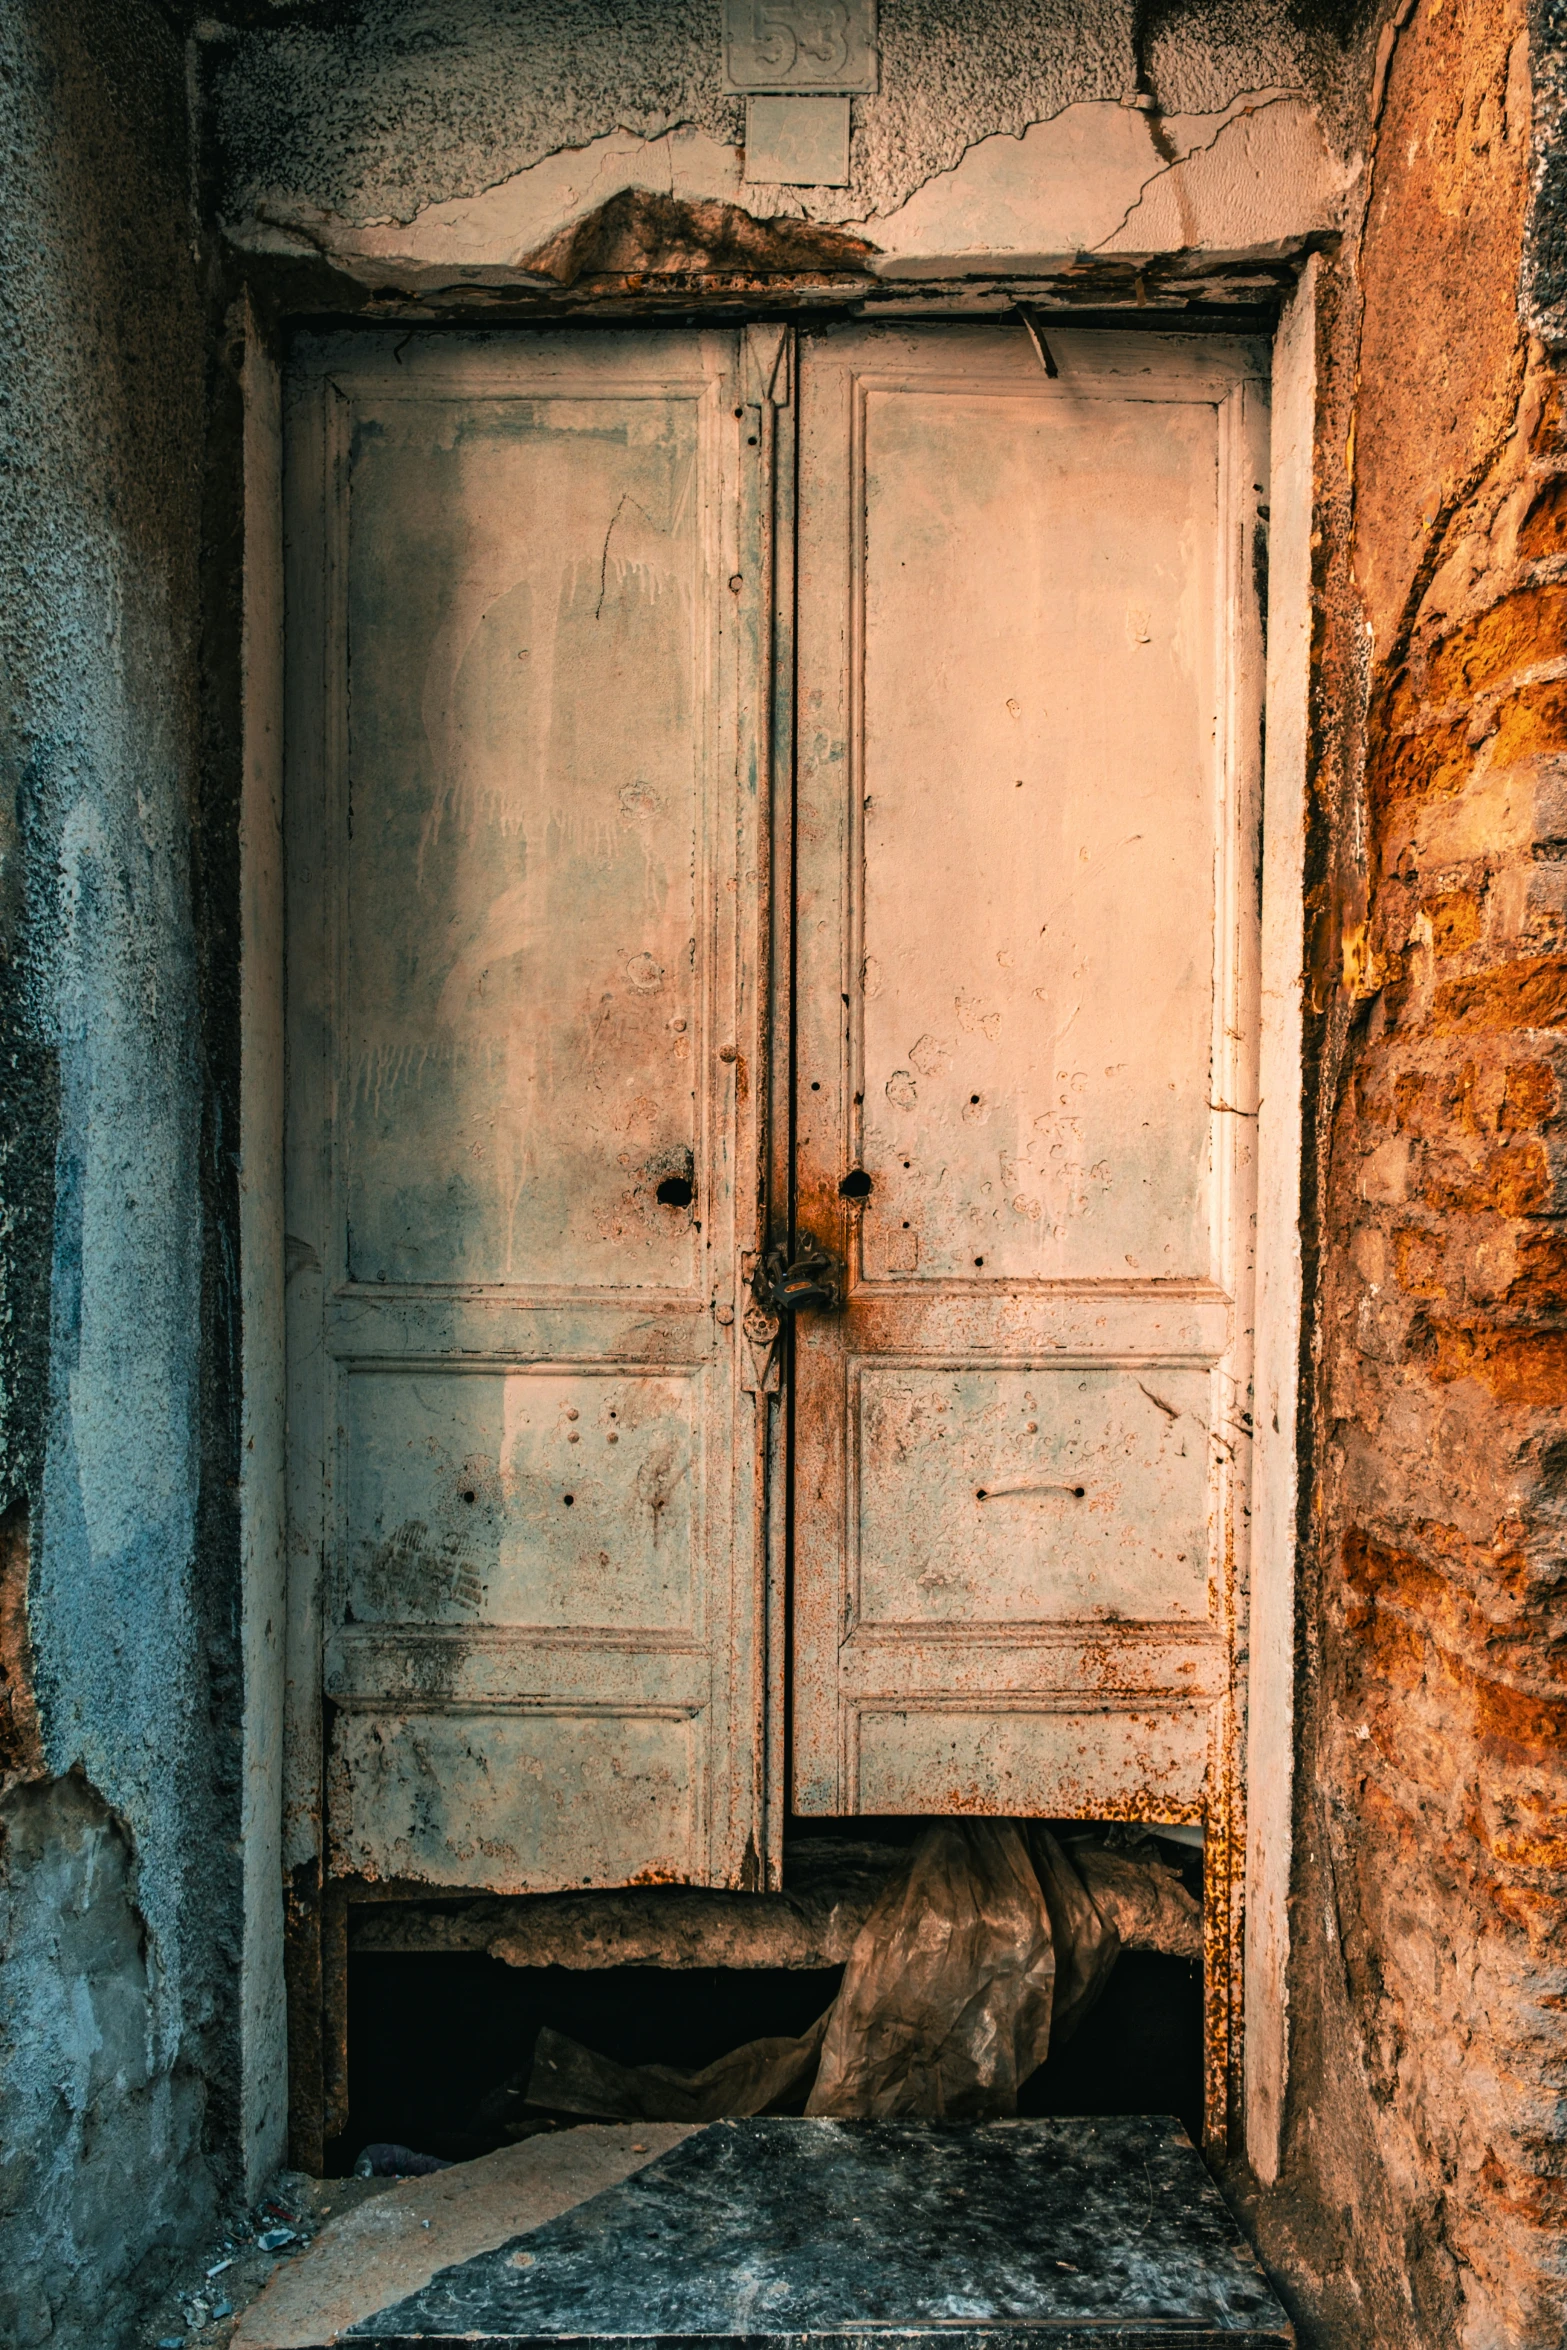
xmin=1247 ymin=1 xmax=1567 ymax=2339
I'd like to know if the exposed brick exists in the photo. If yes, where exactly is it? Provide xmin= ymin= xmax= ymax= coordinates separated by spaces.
xmin=1503 ymin=1226 xmax=1567 ymax=1311
xmin=1531 ymin=378 xmax=1566 ymax=457
xmin=1394 ymin=1223 xmax=1449 ymax=1294
xmin=1427 ymin=1320 xmax=1567 ymax=1404
xmin=1488 ymin=674 xmax=1567 ymax=766
xmin=1499 ymin=1060 xmax=1558 ymax=1129
xmin=1372 ymin=713 xmax=1474 ymax=804
xmin=1516 ymin=470 xmax=1567 ymax=562
xmin=1420 ymin=1139 xmax=1550 ymax=1214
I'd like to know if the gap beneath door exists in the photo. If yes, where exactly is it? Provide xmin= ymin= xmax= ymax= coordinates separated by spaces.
xmin=331 ymin=1818 xmax=1205 ymax=2173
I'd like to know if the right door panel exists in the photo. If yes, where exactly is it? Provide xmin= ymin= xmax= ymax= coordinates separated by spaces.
xmin=791 ymin=324 xmax=1267 ymax=1834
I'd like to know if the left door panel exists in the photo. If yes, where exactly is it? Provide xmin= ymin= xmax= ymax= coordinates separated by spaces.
xmin=284 ymin=331 xmax=769 ymax=1927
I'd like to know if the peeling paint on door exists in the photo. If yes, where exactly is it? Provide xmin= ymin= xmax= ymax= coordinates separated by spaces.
xmin=790 ymin=323 xmax=1267 ymax=2140
xmin=287 ymin=316 xmax=1266 ymax=2146
xmin=285 ymin=330 xmax=770 ymax=1913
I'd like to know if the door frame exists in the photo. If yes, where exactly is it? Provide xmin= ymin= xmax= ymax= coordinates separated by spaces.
xmin=237 ymin=277 xmax=1313 ymax=2180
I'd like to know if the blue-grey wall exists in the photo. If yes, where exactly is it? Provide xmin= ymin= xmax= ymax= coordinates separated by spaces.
xmin=0 ymin=5 xmax=237 ymax=2341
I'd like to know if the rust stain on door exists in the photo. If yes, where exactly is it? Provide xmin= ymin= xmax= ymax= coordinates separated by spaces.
xmin=789 ymin=321 xmax=1267 ymax=2146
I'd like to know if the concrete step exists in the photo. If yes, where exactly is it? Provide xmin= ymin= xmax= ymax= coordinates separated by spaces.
xmin=296 ymin=2116 xmax=1291 ymax=2348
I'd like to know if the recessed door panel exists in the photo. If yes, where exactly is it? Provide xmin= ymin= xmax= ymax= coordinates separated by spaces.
xmin=343 ymin=391 xmax=706 ymax=1292
xmin=856 ymin=387 xmax=1219 ymax=1285
xmin=338 ymin=1368 xmax=700 ymax=1631
xmin=791 ymin=323 xmax=1266 ymax=1843
xmin=852 ymin=1364 xmax=1213 ymax=1628
xmin=853 ymin=1704 xmax=1214 ymax=1819
xmin=326 ymin=1710 xmax=697 ymax=1891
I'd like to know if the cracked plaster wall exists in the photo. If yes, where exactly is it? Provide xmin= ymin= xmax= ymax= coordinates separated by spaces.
xmin=206 ymin=0 xmax=1362 ymax=293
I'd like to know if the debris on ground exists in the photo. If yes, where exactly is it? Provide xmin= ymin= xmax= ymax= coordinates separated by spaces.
xmin=528 ymin=2011 xmax=830 ymax=2123
xmin=135 ymin=1823 xmax=1201 ymax=2340
xmin=353 ymin=2141 xmax=454 ymax=2178
xmin=136 ymin=2169 xmax=399 ymax=2348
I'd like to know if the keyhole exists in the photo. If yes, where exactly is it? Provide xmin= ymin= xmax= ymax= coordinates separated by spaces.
xmin=657 ymin=1176 xmax=693 ymax=1207
xmin=839 ymin=1169 xmax=873 ymax=1199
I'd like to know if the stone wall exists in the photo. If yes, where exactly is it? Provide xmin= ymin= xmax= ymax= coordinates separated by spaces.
xmin=1238 ymin=0 xmax=1567 ymax=2341
xmin=0 ymin=3 xmax=239 ymax=2340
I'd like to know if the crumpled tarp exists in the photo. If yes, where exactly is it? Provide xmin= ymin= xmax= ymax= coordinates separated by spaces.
xmin=527 ymin=2012 xmax=829 ymax=2124
xmin=808 ymin=1823 xmax=1059 ymax=2117
xmin=1068 ymin=1836 xmax=1203 ymax=1962
xmin=523 ymin=1820 xmax=1161 ymax=2125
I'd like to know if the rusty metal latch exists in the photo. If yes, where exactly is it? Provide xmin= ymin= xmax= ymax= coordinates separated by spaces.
xmin=755 ymin=1237 xmax=844 ymax=1316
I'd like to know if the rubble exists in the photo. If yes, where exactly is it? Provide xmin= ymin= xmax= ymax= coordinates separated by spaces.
xmin=353 ymin=2143 xmax=453 ymax=2179
xmin=349 ymin=1839 xmax=907 ymax=1968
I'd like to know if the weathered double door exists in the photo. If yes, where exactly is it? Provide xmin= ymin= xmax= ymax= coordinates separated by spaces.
xmin=285 ymin=320 xmax=1265 ymax=1922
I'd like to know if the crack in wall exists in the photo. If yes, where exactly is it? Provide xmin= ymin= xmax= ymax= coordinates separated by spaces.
xmin=1088 ymin=91 xmax=1305 ymax=253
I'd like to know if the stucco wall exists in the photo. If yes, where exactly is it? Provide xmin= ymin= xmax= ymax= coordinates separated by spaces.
xmin=0 ymin=3 xmax=236 ymax=2340
xmin=208 ymin=0 xmax=1342 ymax=233
xmin=206 ymin=0 xmax=1358 ymax=298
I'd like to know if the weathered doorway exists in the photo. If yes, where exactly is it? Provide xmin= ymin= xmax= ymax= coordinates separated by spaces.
xmin=283 ymin=318 xmax=1267 ymax=2151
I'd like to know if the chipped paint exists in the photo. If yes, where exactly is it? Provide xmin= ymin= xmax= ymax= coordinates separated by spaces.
xmin=286 ymin=327 xmax=772 ymax=1939
xmin=227 ymin=95 xmax=1349 ymax=298
xmin=785 ymin=321 xmax=1266 ymax=2152
xmin=851 ymin=92 xmax=1351 ymax=277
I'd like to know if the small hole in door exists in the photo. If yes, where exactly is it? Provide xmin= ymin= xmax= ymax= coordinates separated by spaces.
xmin=839 ymin=1169 xmax=873 ymax=1199
xmin=562 ymin=1494 xmax=575 ymax=1507
xmin=657 ymin=1176 xmax=694 ymax=1208
xmin=462 ymin=1490 xmax=476 ymax=1505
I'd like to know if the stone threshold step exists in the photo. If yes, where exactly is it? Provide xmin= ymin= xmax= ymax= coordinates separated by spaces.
xmin=331 ymin=2117 xmax=1291 ymax=2348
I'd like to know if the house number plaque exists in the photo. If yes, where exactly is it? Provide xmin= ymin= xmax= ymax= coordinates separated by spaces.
xmin=722 ymin=0 xmax=879 ymax=93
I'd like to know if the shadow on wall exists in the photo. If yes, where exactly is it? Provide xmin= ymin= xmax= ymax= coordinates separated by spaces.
xmin=0 ymin=1770 xmax=212 ymax=2347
